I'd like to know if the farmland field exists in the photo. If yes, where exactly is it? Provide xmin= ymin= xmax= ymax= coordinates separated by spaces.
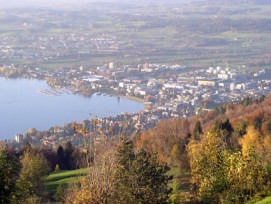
xmin=0 ymin=1 xmax=270 ymax=70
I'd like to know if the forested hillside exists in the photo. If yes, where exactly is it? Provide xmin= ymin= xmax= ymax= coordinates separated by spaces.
xmin=134 ymin=95 xmax=271 ymax=203
xmin=2 ymin=95 xmax=271 ymax=203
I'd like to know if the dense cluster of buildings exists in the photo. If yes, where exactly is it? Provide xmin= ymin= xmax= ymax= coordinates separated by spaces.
xmin=0 ymin=32 xmax=128 ymax=62
xmin=1 ymin=62 xmax=271 ymax=148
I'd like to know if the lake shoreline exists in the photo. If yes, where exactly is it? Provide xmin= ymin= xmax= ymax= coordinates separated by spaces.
xmin=0 ymin=77 xmax=144 ymax=140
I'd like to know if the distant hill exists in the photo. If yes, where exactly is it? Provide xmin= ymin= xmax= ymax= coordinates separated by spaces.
xmin=1 ymin=0 xmax=270 ymax=10
xmin=0 ymin=0 xmax=201 ymax=9
xmin=204 ymin=0 xmax=271 ymax=5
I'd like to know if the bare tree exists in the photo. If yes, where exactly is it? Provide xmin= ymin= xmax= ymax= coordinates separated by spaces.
xmin=64 ymin=148 xmax=118 ymax=204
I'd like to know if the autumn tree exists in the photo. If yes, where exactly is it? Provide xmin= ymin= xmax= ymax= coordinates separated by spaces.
xmin=188 ymin=124 xmax=271 ymax=203
xmin=239 ymin=126 xmax=263 ymax=156
xmin=188 ymin=129 xmax=228 ymax=202
xmin=27 ymin=128 xmax=37 ymax=136
xmin=170 ymin=143 xmax=182 ymax=167
xmin=65 ymin=148 xmax=118 ymax=204
xmin=66 ymin=137 xmax=172 ymax=203
xmin=135 ymin=118 xmax=190 ymax=166
xmin=221 ymin=152 xmax=267 ymax=203
xmin=12 ymin=150 xmax=50 ymax=204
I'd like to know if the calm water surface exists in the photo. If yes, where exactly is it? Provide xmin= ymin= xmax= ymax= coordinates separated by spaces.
xmin=0 ymin=77 xmax=144 ymax=140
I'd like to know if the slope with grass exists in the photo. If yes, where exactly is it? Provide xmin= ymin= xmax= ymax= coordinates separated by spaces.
xmin=45 ymin=168 xmax=88 ymax=195
xmin=254 ymin=196 xmax=271 ymax=204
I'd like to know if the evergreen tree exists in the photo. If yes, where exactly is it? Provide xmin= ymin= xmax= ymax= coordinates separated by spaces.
xmin=56 ymin=145 xmax=66 ymax=170
xmin=115 ymin=138 xmax=172 ymax=203
xmin=253 ymin=116 xmax=263 ymax=131
xmin=115 ymin=139 xmax=136 ymax=203
xmin=234 ymin=120 xmax=247 ymax=137
xmin=214 ymin=119 xmax=234 ymax=148
xmin=0 ymin=151 xmax=19 ymax=204
xmin=117 ymin=138 xmax=135 ymax=168
xmin=221 ymin=118 xmax=234 ymax=134
xmin=64 ymin=142 xmax=74 ymax=170
xmin=266 ymin=120 xmax=271 ymax=134
xmin=193 ymin=120 xmax=203 ymax=140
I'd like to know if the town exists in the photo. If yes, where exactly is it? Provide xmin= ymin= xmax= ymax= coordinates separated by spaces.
xmin=0 ymin=32 xmax=129 ymax=63
xmin=2 ymin=1 xmax=271 ymax=203
xmin=1 ymin=61 xmax=270 ymax=149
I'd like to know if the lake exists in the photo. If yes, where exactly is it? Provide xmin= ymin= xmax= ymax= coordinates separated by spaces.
xmin=0 ymin=77 xmax=144 ymax=140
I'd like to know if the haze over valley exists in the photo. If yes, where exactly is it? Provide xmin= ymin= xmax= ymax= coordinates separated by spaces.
xmin=2 ymin=1 xmax=271 ymax=203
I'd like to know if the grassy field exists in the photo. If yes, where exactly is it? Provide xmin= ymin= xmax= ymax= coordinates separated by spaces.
xmin=167 ymin=167 xmax=193 ymax=203
xmin=254 ymin=196 xmax=271 ymax=204
xmin=246 ymin=196 xmax=271 ymax=204
xmin=45 ymin=168 xmax=88 ymax=195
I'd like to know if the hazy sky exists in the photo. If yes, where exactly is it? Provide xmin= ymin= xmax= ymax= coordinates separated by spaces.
xmin=0 ymin=0 xmax=89 ymax=9
xmin=0 ymin=0 xmax=193 ymax=9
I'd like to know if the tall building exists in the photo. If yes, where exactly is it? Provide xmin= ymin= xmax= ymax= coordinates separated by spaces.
xmin=109 ymin=62 xmax=114 ymax=70
xmin=15 ymin=134 xmax=23 ymax=143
